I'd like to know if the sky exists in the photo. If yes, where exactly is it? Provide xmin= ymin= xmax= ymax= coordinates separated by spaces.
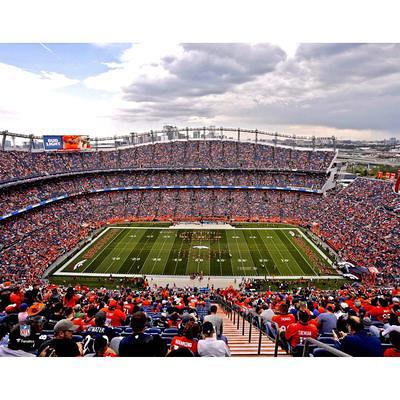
xmin=0 ymin=42 xmax=399 ymax=140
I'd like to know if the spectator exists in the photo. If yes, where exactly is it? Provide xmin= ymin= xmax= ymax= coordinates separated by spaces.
xmin=84 ymin=311 xmax=117 ymax=343
xmin=38 ymin=319 xmax=82 ymax=357
xmin=85 ymin=336 xmax=117 ymax=357
xmin=204 ymin=304 xmax=225 ymax=341
xmin=102 ymin=299 xmax=126 ymax=327
xmin=285 ymin=311 xmax=318 ymax=354
xmin=338 ymin=316 xmax=383 ymax=357
xmin=119 ymin=312 xmax=167 ymax=357
xmin=317 ymin=305 xmax=337 ymax=335
xmin=198 ymin=321 xmax=230 ymax=357
xmin=17 ymin=303 xmax=29 ymax=324
xmin=0 ymin=322 xmax=35 ymax=357
xmin=260 ymin=302 xmax=275 ymax=326
xmin=170 ymin=321 xmax=200 ymax=355
xmin=8 ymin=315 xmax=50 ymax=355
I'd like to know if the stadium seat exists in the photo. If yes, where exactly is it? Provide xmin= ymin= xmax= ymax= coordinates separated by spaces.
xmin=164 ymin=328 xmax=179 ymax=335
xmin=145 ymin=328 xmax=162 ymax=335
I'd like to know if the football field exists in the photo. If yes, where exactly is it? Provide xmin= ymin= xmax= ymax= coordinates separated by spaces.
xmin=53 ymin=224 xmax=335 ymax=278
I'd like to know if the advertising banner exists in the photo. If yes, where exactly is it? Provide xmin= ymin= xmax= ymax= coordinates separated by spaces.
xmin=43 ymin=135 xmax=63 ymax=150
xmin=43 ymin=135 xmax=91 ymax=151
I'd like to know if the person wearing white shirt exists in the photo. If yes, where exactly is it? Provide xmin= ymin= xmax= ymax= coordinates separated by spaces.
xmin=198 ymin=322 xmax=230 ymax=357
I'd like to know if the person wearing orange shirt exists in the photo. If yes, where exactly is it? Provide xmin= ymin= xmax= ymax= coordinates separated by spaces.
xmin=368 ymin=298 xmax=392 ymax=323
xmin=272 ymin=303 xmax=296 ymax=330
xmin=285 ymin=311 xmax=318 ymax=355
xmin=123 ymin=298 xmax=135 ymax=316
xmin=63 ymin=287 xmax=79 ymax=308
xmin=10 ymin=287 xmax=24 ymax=308
xmin=102 ymin=299 xmax=126 ymax=327
xmin=271 ymin=303 xmax=296 ymax=351
xmin=65 ymin=307 xmax=85 ymax=332
xmin=170 ymin=322 xmax=200 ymax=356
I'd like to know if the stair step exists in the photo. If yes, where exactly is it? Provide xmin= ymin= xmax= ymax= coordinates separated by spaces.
xmin=214 ymin=305 xmax=288 ymax=357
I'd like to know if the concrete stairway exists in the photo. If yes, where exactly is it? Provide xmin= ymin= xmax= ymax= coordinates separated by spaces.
xmin=217 ymin=306 xmax=288 ymax=357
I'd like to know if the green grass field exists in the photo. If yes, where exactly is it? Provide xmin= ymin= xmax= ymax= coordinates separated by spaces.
xmin=52 ymin=224 xmax=336 ymax=278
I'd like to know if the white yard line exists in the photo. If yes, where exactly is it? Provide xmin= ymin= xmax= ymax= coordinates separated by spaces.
xmin=54 ymin=225 xmax=337 ymax=279
xmin=173 ymin=236 xmax=185 ymax=275
xmin=149 ymin=235 xmax=169 ymax=274
xmin=296 ymin=228 xmax=333 ymax=265
xmin=267 ymin=231 xmax=296 ymax=275
xmin=103 ymin=231 xmax=138 ymax=274
xmin=233 ymin=234 xmax=247 ymax=275
xmin=81 ymin=229 xmax=127 ymax=273
xmin=54 ymin=227 xmax=111 ymax=274
xmin=282 ymin=230 xmax=319 ymax=276
xmin=127 ymin=232 xmax=155 ymax=274
xmin=217 ymin=235 xmax=223 ymax=275
xmin=248 ymin=230 xmax=271 ymax=276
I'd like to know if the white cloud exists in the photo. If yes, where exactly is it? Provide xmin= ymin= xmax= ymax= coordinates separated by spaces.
xmin=1 ymin=43 xmax=400 ymax=139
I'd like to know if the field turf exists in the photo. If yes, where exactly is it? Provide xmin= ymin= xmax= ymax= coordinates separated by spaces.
xmin=53 ymin=225 xmax=333 ymax=278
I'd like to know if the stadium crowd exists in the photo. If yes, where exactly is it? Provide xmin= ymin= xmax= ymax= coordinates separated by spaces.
xmin=308 ymin=179 xmax=400 ymax=286
xmin=0 ymin=282 xmax=398 ymax=357
xmin=0 ymin=284 xmax=229 ymax=357
xmin=220 ymin=282 xmax=400 ymax=357
xmin=0 ymin=178 xmax=399 ymax=287
xmin=0 ymin=141 xmax=335 ymax=184
xmin=0 ymin=170 xmax=326 ymax=216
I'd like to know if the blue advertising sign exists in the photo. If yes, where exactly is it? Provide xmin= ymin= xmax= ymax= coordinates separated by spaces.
xmin=43 ymin=135 xmax=63 ymax=150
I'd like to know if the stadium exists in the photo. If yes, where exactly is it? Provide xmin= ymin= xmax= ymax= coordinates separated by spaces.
xmin=0 ymin=126 xmax=399 ymax=358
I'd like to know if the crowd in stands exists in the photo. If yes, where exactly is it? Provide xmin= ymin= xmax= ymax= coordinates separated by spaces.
xmin=0 ymin=141 xmax=335 ymax=184
xmin=0 ymin=284 xmax=230 ymax=357
xmin=0 ymin=170 xmax=327 ymax=216
xmin=0 ymin=282 xmax=399 ymax=357
xmin=220 ymin=282 xmax=400 ymax=357
xmin=0 ymin=189 xmax=323 ymax=284
xmin=308 ymin=179 xmax=400 ymax=286
xmin=0 ymin=177 xmax=399 ymax=287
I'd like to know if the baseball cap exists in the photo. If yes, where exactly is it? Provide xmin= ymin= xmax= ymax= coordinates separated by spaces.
xmin=5 ymin=304 xmax=17 ymax=313
xmin=108 ymin=299 xmax=117 ymax=308
xmin=54 ymin=319 xmax=78 ymax=333
xmin=392 ymin=297 xmax=399 ymax=303
xmin=19 ymin=303 xmax=28 ymax=312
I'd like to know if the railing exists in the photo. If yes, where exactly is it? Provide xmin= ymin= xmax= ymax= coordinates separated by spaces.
xmin=1 ymin=127 xmax=337 ymax=151
xmin=302 ymin=338 xmax=351 ymax=357
xmin=217 ymin=295 xmax=352 ymax=357
xmin=217 ymin=295 xmax=280 ymax=356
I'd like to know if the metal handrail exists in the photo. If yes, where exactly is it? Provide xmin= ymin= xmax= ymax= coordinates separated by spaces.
xmin=217 ymin=295 xmax=281 ymax=356
xmin=267 ymin=321 xmax=281 ymax=357
xmin=214 ymin=296 xmax=353 ymax=357
xmin=302 ymin=338 xmax=351 ymax=357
